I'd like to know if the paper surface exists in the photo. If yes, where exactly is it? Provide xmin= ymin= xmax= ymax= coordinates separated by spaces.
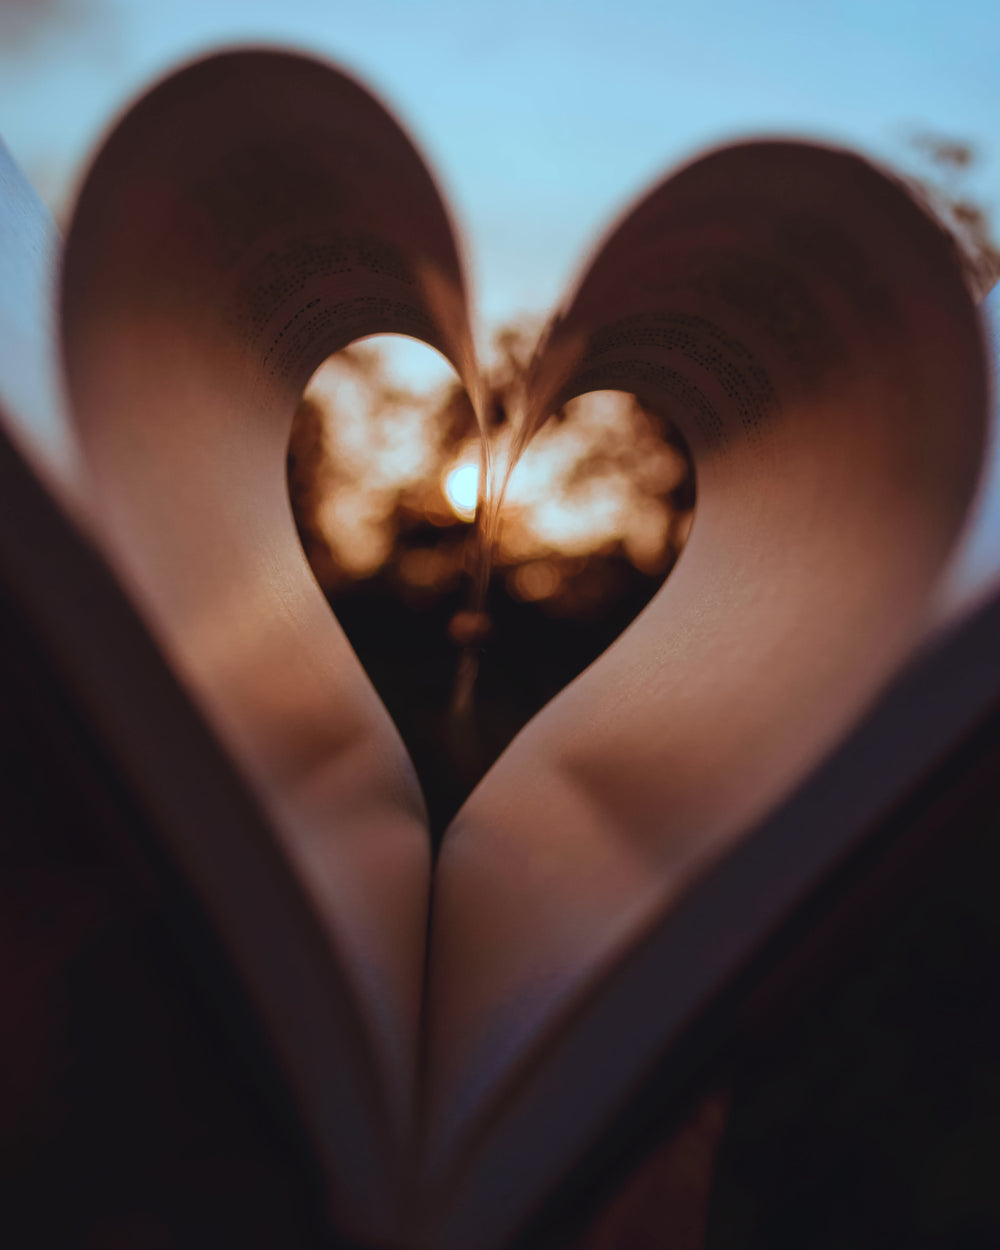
xmin=11 ymin=48 xmax=991 ymax=1246
xmin=57 ymin=51 xmax=482 ymax=1174
xmin=423 ymin=142 xmax=988 ymax=1238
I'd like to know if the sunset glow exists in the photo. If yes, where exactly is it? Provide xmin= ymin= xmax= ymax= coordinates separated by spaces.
xmin=290 ymin=334 xmax=694 ymax=605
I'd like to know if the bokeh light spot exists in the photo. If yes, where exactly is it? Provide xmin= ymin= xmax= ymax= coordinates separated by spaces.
xmin=443 ymin=460 xmax=479 ymax=521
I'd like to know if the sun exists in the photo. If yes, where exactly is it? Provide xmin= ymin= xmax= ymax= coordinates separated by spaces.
xmin=443 ymin=460 xmax=480 ymax=521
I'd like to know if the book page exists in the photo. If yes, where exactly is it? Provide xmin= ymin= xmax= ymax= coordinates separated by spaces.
xmin=423 ymin=142 xmax=988 ymax=1245
xmin=0 ymin=398 xmax=400 ymax=1244
xmin=58 ymin=50 xmax=480 ymax=1217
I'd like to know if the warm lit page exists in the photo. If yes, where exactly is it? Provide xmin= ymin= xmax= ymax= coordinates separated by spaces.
xmin=58 ymin=50 xmax=478 ymax=1187
xmin=423 ymin=142 xmax=987 ymax=1246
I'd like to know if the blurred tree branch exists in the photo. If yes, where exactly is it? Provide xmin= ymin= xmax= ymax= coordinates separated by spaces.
xmin=903 ymin=131 xmax=1000 ymax=298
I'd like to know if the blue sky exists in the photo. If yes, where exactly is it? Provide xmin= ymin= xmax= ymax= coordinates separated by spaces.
xmin=2 ymin=0 xmax=999 ymax=596
xmin=2 ymin=0 xmax=999 ymax=330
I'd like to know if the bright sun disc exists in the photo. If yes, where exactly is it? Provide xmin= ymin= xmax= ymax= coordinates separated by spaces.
xmin=443 ymin=461 xmax=479 ymax=521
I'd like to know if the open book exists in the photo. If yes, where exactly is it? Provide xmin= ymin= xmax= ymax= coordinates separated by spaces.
xmin=2 ymin=47 xmax=999 ymax=1249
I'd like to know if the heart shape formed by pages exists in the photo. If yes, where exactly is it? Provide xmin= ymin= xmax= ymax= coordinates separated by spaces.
xmin=288 ymin=344 xmax=696 ymax=836
xmin=56 ymin=48 xmax=988 ymax=1247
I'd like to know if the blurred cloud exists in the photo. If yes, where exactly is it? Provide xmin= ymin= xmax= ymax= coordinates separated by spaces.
xmin=0 ymin=0 xmax=102 ymax=54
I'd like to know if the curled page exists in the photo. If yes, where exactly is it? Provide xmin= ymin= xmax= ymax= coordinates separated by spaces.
xmin=424 ymin=141 xmax=987 ymax=1237
xmin=59 ymin=49 xmax=477 ymax=1189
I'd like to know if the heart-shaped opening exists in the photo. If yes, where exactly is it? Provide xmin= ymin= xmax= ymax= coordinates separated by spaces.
xmin=288 ymin=332 xmax=696 ymax=839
